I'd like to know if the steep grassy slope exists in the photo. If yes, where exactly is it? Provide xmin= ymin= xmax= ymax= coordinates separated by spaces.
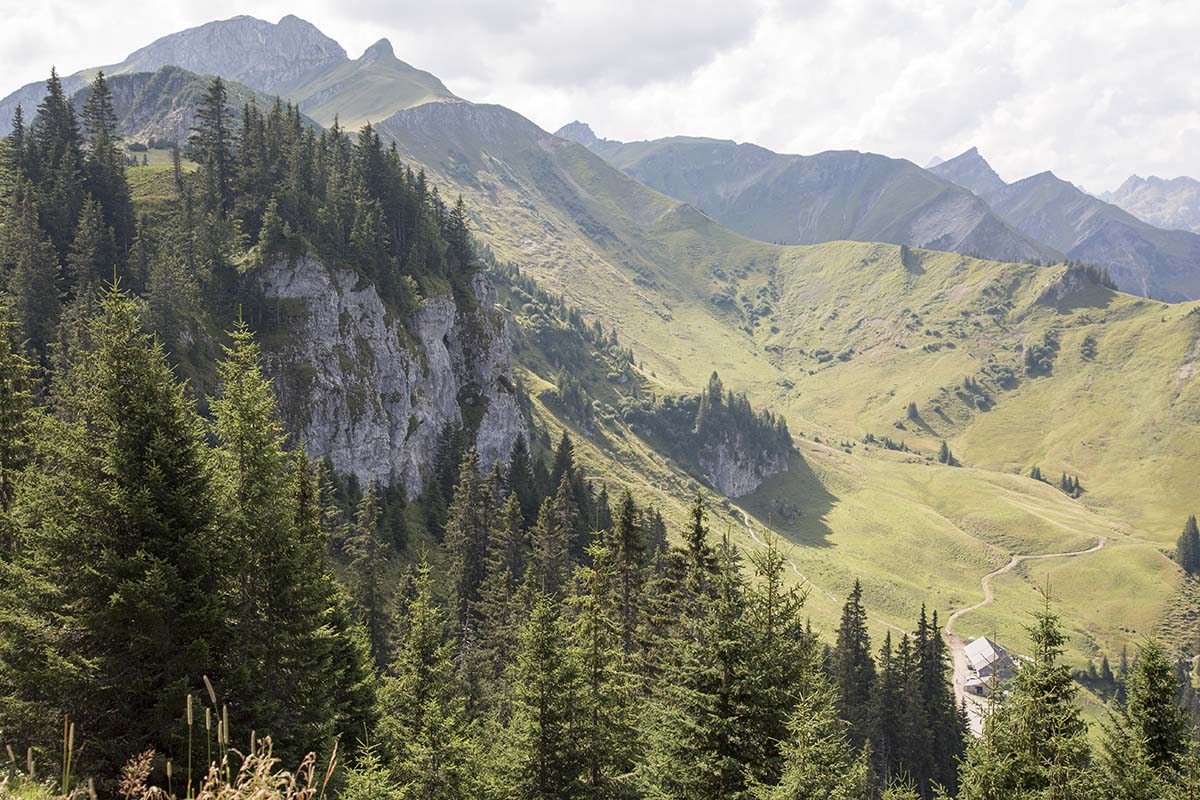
xmin=370 ymin=100 xmax=1200 ymax=670
xmin=558 ymin=126 xmax=1057 ymax=266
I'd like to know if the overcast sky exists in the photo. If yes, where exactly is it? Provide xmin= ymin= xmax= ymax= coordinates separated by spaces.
xmin=2 ymin=0 xmax=1198 ymax=192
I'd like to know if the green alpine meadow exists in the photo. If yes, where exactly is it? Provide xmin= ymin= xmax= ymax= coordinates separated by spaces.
xmin=1 ymin=7 xmax=1200 ymax=799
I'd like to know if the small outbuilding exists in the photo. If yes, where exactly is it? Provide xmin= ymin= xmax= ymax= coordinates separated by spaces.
xmin=963 ymin=636 xmax=1016 ymax=695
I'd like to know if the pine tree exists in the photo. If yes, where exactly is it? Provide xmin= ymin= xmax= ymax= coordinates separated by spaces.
xmin=833 ymin=579 xmax=875 ymax=747
xmin=505 ymin=433 xmax=540 ymax=528
xmin=475 ymin=495 xmax=529 ymax=681
xmin=81 ymin=71 xmax=133 ymax=261
xmin=490 ymin=593 xmax=583 ymax=799
xmin=957 ymin=603 xmax=1094 ymax=799
xmin=528 ymin=478 xmax=575 ymax=598
xmin=1177 ymin=515 xmax=1200 ymax=574
xmin=571 ymin=538 xmax=639 ymax=797
xmin=189 ymin=77 xmax=233 ymax=216
xmin=0 ymin=288 xmax=226 ymax=775
xmin=32 ymin=68 xmax=84 ymax=259
xmin=345 ymin=482 xmax=392 ymax=669
xmin=0 ymin=311 xmax=32 ymax=525
xmin=377 ymin=559 xmax=474 ymax=798
xmin=444 ymin=448 xmax=491 ymax=631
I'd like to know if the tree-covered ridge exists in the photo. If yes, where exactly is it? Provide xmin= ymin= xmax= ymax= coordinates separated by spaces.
xmin=0 ymin=68 xmax=479 ymax=377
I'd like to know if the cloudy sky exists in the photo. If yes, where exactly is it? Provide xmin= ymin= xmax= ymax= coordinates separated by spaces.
xmin=2 ymin=0 xmax=1198 ymax=191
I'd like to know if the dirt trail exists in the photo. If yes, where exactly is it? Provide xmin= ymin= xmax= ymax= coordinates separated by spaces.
xmin=944 ymin=537 xmax=1106 ymax=735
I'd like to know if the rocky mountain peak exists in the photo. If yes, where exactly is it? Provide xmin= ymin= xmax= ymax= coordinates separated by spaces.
xmin=361 ymin=38 xmax=396 ymax=63
xmin=929 ymin=146 xmax=1007 ymax=198
xmin=118 ymin=14 xmax=347 ymax=93
xmin=555 ymin=120 xmax=599 ymax=147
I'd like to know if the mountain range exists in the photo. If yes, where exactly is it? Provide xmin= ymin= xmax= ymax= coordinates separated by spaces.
xmin=930 ymin=148 xmax=1200 ymax=301
xmin=2 ymin=13 xmax=1198 ymax=675
xmin=554 ymin=123 xmax=1057 ymax=267
xmin=1102 ymin=174 xmax=1200 ymax=235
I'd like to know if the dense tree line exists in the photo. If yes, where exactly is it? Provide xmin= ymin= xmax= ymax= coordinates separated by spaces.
xmin=0 ymin=71 xmax=478 ymax=374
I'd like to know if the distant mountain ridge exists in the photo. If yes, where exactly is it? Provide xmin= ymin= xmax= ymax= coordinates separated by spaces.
xmin=0 ymin=15 xmax=346 ymax=137
xmin=1102 ymin=174 xmax=1200 ymax=235
xmin=932 ymin=149 xmax=1200 ymax=301
xmin=556 ymin=124 xmax=1058 ymax=267
xmin=926 ymin=147 xmax=1006 ymax=198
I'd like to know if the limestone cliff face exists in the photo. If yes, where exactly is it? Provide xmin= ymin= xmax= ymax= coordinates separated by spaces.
xmin=258 ymin=257 xmax=522 ymax=496
xmin=698 ymin=434 xmax=789 ymax=498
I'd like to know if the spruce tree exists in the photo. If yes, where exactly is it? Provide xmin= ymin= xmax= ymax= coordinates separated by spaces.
xmin=81 ymin=71 xmax=133 ymax=261
xmin=571 ymin=537 xmax=639 ymax=797
xmin=490 ymin=593 xmax=583 ymax=799
xmin=66 ymin=195 xmax=109 ymax=294
xmin=833 ymin=579 xmax=875 ymax=748
xmin=528 ymin=478 xmax=576 ymax=598
xmin=210 ymin=322 xmax=372 ymax=758
xmin=640 ymin=533 xmax=755 ymax=799
xmin=1177 ymin=515 xmax=1200 ymax=574
xmin=505 ymin=432 xmax=540 ymax=528
xmin=870 ymin=632 xmax=905 ymax=787
xmin=475 ymin=495 xmax=529 ymax=681
xmin=443 ymin=448 xmax=491 ymax=631
xmin=608 ymin=488 xmax=646 ymax=652
xmin=0 ymin=311 xmax=32 ymax=523
xmin=765 ymin=684 xmax=870 ymax=800
xmin=1099 ymin=639 xmax=1190 ymax=794
xmin=345 ymin=481 xmax=393 ymax=669
xmin=745 ymin=534 xmax=815 ymax=786
xmin=957 ymin=603 xmax=1094 ymax=799
xmin=1 ymin=288 xmax=226 ymax=775
xmin=3 ymin=195 xmax=61 ymax=358
xmin=376 ymin=559 xmax=474 ymax=798
xmin=189 ymin=77 xmax=234 ymax=216
xmin=32 ymin=67 xmax=84 ymax=259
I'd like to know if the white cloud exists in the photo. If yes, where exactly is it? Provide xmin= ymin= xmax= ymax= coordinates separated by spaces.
xmin=1 ymin=0 xmax=1198 ymax=190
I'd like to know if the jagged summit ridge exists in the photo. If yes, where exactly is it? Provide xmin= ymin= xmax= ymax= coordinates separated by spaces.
xmin=929 ymin=146 xmax=1007 ymax=197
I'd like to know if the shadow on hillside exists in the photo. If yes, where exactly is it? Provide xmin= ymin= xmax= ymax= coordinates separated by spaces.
xmin=737 ymin=450 xmax=836 ymax=549
xmin=1049 ymin=288 xmax=1117 ymax=314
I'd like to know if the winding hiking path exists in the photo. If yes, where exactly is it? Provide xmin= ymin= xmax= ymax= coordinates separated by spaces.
xmin=944 ymin=536 xmax=1106 ymax=734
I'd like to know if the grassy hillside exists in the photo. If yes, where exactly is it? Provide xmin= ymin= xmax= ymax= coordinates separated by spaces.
xmin=372 ymin=100 xmax=1200 ymax=672
xmin=278 ymin=39 xmax=457 ymax=129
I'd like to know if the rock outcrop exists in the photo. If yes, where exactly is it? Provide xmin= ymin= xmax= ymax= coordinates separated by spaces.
xmin=258 ymin=257 xmax=522 ymax=496
xmin=698 ymin=436 xmax=789 ymax=498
